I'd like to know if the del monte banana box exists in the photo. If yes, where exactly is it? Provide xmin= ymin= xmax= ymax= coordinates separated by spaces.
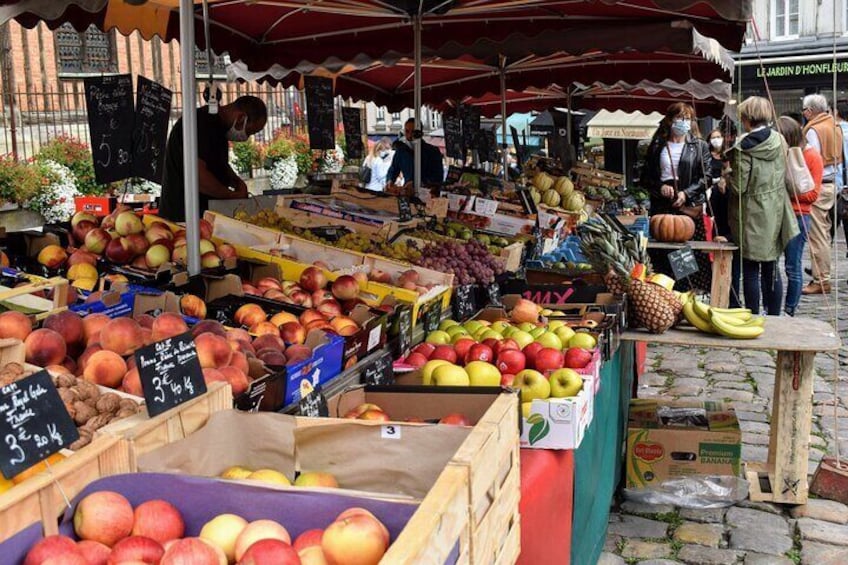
xmin=626 ymin=399 xmax=741 ymax=488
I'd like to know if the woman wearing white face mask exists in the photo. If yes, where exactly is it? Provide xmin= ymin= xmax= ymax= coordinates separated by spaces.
xmin=364 ymin=138 xmax=394 ymax=192
xmin=643 ymin=102 xmax=712 ymax=290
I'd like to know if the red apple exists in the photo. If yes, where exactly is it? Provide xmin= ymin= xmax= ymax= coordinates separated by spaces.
xmin=564 ymin=347 xmax=593 ymax=369
xmin=499 ymin=339 xmax=520 ymax=352
xmin=522 ymin=342 xmax=544 ymax=370
xmin=24 ymin=535 xmax=81 ymax=565
xmin=160 ymin=538 xmax=226 ymax=565
xmin=322 ymin=512 xmax=389 ymax=565
xmin=411 ymin=342 xmax=436 ymax=359
xmin=238 ymin=539 xmax=300 ymax=565
xmin=132 ymin=499 xmax=185 ymax=544
xmin=464 ymin=343 xmax=494 ymax=364
xmin=105 ymin=237 xmax=136 ymax=264
xmin=496 ymin=349 xmax=526 ymax=375
xmin=534 ymin=347 xmax=565 ymax=375
xmin=311 ymin=290 xmax=335 ymax=305
xmin=452 ymin=338 xmax=476 ymax=363
xmin=293 ymin=529 xmax=323 ymax=552
xmin=500 ymin=373 xmax=516 ymax=386
xmin=300 ymin=266 xmax=328 ymax=292
xmin=108 ymin=536 xmax=164 ymax=564
xmin=481 ymin=338 xmax=502 ymax=355
xmin=76 ymin=540 xmax=110 ymax=565
xmin=405 ymin=352 xmax=428 ymax=368
xmin=72 ymin=220 xmax=97 ymax=245
xmin=73 ymin=491 xmax=134 ymax=547
xmin=331 ymin=275 xmax=359 ymax=301
xmin=430 ymin=345 xmax=457 ymax=364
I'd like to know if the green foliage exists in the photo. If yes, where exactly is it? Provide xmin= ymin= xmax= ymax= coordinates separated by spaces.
xmin=35 ymin=135 xmax=106 ymax=195
xmin=232 ymin=139 xmax=264 ymax=173
xmin=0 ymin=155 xmax=44 ymax=204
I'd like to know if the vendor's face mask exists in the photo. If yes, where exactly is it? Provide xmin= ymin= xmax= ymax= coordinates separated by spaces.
xmin=671 ymin=118 xmax=691 ymax=136
xmin=227 ymin=115 xmax=249 ymax=142
xmin=710 ymin=137 xmax=723 ymax=149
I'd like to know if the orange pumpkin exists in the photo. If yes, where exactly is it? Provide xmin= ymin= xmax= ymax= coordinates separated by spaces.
xmin=649 ymin=214 xmax=696 ymax=243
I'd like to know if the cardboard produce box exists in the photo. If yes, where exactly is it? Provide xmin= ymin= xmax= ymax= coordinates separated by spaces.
xmin=519 ymin=376 xmax=594 ymax=450
xmin=626 ymin=400 xmax=742 ymax=488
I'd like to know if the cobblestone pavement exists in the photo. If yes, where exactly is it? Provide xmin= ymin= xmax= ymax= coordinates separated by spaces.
xmin=601 ymin=240 xmax=848 ymax=565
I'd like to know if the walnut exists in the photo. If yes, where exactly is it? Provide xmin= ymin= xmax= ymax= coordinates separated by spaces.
xmin=76 ymin=380 xmax=100 ymax=401
xmin=118 ymin=398 xmax=140 ymax=413
xmin=114 ymin=407 xmax=138 ymax=420
xmin=82 ymin=414 xmax=113 ymax=431
xmin=58 ymin=388 xmax=78 ymax=405
xmin=73 ymin=402 xmax=97 ymax=426
xmin=69 ymin=429 xmax=92 ymax=450
xmin=95 ymin=393 xmax=121 ymax=414
xmin=63 ymin=401 xmax=76 ymax=420
xmin=55 ymin=373 xmax=77 ymax=388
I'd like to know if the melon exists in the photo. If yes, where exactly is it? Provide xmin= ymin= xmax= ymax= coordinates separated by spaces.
xmin=530 ymin=189 xmax=542 ymax=205
xmin=533 ymin=172 xmax=554 ymax=192
xmin=542 ymin=190 xmax=561 ymax=208
xmin=554 ymin=177 xmax=574 ymax=197
xmin=563 ymin=191 xmax=586 ymax=212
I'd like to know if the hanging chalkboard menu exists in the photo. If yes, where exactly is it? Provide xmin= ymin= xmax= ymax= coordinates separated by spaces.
xmin=364 ymin=351 xmax=394 ymax=386
xmin=84 ymin=74 xmax=135 ymax=184
xmin=132 ymin=76 xmax=172 ymax=183
xmin=461 ymin=106 xmax=481 ymax=150
xmin=477 ymin=129 xmax=497 ymax=163
xmin=0 ymin=370 xmax=79 ymax=479
xmin=444 ymin=114 xmax=464 ymax=160
xmin=452 ymin=284 xmax=477 ymax=321
xmin=305 ymin=76 xmax=335 ymax=150
xmin=341 ymin=107 xmax=364 ymax=159
xmin=135 ymin=332 xmax=207 ymax=417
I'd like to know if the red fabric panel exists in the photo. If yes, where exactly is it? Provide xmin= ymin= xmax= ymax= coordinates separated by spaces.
xmin=636 ymin=341 xmax=647 ymax=378
xmin=518 ymin=449 xmax=574 ymax=565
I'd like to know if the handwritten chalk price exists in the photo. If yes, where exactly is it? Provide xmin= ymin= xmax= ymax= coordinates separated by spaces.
xmin=135 ymin=332 xmax=207 ymax=417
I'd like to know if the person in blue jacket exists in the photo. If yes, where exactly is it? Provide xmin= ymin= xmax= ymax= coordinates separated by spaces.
xmin=386 ymin=118 xmax=444 ymax=187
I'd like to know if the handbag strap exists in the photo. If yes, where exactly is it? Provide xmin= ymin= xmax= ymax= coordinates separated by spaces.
xmin=666 ymin=144 xmax=679 ymax=192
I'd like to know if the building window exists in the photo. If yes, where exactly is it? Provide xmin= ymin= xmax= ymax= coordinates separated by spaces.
xmin=55 ymin=23 xmax=117 ymax=75
xmin=375 ymin=107 xmax=386 ymax=123
xmin=772 ymin=0 xmax=799 ymax=40
xmin=391 ymin=112 xmax=402 ymax=126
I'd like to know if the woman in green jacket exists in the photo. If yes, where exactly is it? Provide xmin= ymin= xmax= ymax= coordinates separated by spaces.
xmin=724 ymin=96 xmax=799 ymax=315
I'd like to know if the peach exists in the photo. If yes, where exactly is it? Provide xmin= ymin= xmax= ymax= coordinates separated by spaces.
xmin=242 ymin=283 xmax=260 ymax=296
xmin=105 ymin=237 xmax=136 ymax=264
xmin=285 ymin=344 xmax=312 ymax=365
xmin=149 ymin=312 xmax=190 ymax=343
xmin=201 ymin=252 xmax=222 ymax=269
xmin=230 ymin=351 xmax=250 ymax=374
xmin=83 ymin=350 xmax=127 ymax=388
xmin=24 ymin=535 xmax=82 ymax=565
xmin=249 ymin=321 xmax=280 ymax=338
xmin=322 ymin=511 xmax=389 ymax=565
xmin=73 ymin=491 xmax=134 ymax=547
xmin=331 ymin=275 xmax=359 ymax=301
xmin=298 ymin=546 xmax=329 ymax=565
xmin=134 ymin=313 xmax=155 ymax=329
xmin=219 ymin=366 xmax=249 ymax=396
xmin=132 ymin=500 xmax=185 ymax=545
xmin=294 ymin=471 xmax=339 ymax=488
xmin=72 ymin=211 xmax=98 ymax=228
xmin=180 ymin=294 xmax=207 ymax=319
xmin=330 ymin=316 xmax=359 ymax=337
xmin=82 ymin=314 xmax=111 ymax=345
xmin=100 ymin=317 xmax=144 ymax=356
xmin=75 ymin=540 xmax=111 ymax=565
xmin=256 ymin=277 xmax=283 ymax=293
xmin=67 ymin=249 xmax=99 ymax=267
xmin=125 ymin=233 xmax=149 ymax=256
xmin=239 ymin=539 xmax=300 ymax=565
xmin=37 ymin=245 xmax=68 ymax=269
xmin=226 ymin=328 xmax=252 ymax=344
xmin=141 ymin=326 xmax=154 ymax=346
xmin=269 ymin=312 xmax=298 ymax=327
xmin=145 ymin=244 xmax=171 ymax=269
xmin=203 ymin=368 xmax=227 ymax=385
xmin=43 ymin=311 xmax=85 ymax=348
xmin=300 ymin=266 xmax=328 ymax=292
xmin=263 ymin=289 xmax=288 ymax=301
xmin=25 ymin=328 xmax=67 ymax=367
xmin=115 ymin=211 xmax=144 ymax=236
xmin=252 ymin=334 xmax=285 ymax=352
xmin=234 ymin=304 xmax=267 ymax=328
xmin=293 ymin=529 xmax=324 ymax=552
xmin=85 ymin=229 xmax=112 ymax=255
xmin=311 ymin=290 xmax=335 ymax=305
xmin=121 ymin=367 xmax=142 ymax=396
xmin=199 ymin=239 xmax=216 ymax=255
xmin=199 ymin=219 xmax=214 ymax=240
xmin=305 ymin=320 xmax=333 ymax=334
xmin=161 ymin=538 xmax=227 ymax=565
xmin=195 ymin=333 xmax=233 ymax=369
xmin=171 ymin=246 xmax=187 ymax=265
xmin=108 ymin=536 xmax=164 ymax=564
xmin=317 ymin=300 xmax=343 ymax=319
xmin=216 ymin=243 xmax=237 ymax=260
xmin=257 ymin=348 xmax=287 ymax=366
xmin=76 ymin=344 xmax=103 ymax=375
xmin=233 ymin=520 xmax=291 ymax=562
xmin=0 ymin=310 xmax=32 ymax=340
xmin=335 ymin=508 xmax=390 ymax=545
xmin=61 ymin=356 xmax=78 ymax=375
xmin=289 ymin=290 xmax=313 ymax=308
xmin=144 ymin=223 xmax=174 ymax=244
xmin=299 ymin=310 xmax=326 ymax=327
xmin=281 ymin=321 xmax=309 ymax=345
xmin=192 ymin=320 xmax=226 ymax=338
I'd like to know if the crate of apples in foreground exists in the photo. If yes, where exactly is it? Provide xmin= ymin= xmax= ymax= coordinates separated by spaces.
xmin=18 ymin=480 xmax=396 ymax=565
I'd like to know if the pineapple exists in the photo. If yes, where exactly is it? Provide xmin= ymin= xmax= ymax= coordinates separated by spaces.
xmin=628 ymin=279 xmax=677 ymax=334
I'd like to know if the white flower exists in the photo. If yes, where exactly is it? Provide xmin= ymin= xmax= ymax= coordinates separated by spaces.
xmin=270 ymin=155 xmax=298 ymax=189
xmin=26 ymin=160 xmax=81 ymax=224
xmin=319 ymin=145 xmax=345 ymax=173
xmin=124 ymin=179 xmax=161 ymax=197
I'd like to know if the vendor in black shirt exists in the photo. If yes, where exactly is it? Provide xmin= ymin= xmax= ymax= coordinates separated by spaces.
xmin=159 ymin=96 xmax=267 ymax=222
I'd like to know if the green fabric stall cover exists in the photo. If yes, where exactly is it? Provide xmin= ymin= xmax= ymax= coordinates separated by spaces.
xmin=570 ymin=343 xmax=634 ymax=565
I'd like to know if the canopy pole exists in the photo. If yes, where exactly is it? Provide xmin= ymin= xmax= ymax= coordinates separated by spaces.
xmin=566 ymin=87 xmax=573 ymax=163
xmin=180 ymin=0 xmax=201 ymax=275
xmin=500 ymin=57 xmax=509 ymax=178
xmin=413 ymin=13 xmax=422 ymax=193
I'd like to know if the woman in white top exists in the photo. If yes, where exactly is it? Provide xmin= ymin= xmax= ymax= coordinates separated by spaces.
xmin=364 ymin=138 xmax=394 ymax=191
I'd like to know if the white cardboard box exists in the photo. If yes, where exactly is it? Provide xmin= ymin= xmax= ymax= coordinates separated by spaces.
xmin=520 ymin=379 xmax=594 ymax=450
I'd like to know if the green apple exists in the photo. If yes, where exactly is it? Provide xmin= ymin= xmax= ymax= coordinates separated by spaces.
xmin=501 ymin=326 xmax=516 ymax=338
xmin=569 ymin=333 xmax=597 ymax=349
xmin=426 ymin=330 xmax=452 ymax=345
xmin=432 ymin=364 xmax=470 ymax=386
xmin=445 ymin=325 xmax=469 ymax=338
xmin=513 ymin=369 xmax=550 ymax=402
xmin=473 ymin=327 xmax=490 ymax=341
xmin=439 ymin=319 xmax=459 ymax=331
xmin=489 ymin=321 xmax=511 ymax=335
xmin=511 ymin=330 xmax=534 ymax=349
xmin=480 ymin=330 xmax=504 ymax=341
xmin=554 ymin=326 xmax=576 ymax=344
xmin=463 ymin=321 xmax=483 ymax=334
xmin=518 ymin=322 xmax=536 ymax=333
xmin=547 ymin=320 xmax=567 ymax=331
xmin=465 ymin=361 xmax=502 ymax=386
xmin=549 ymin=368 xmax=584 ymax=398
xmin=522 ymin=402 xmax=534 ymax=419
xmin=529 ymin=326 xmax=547 ymax=339
xmin=422 ymin=359 xmax=451 ymax=385
xmin=535 ymin=332 xmax=563 ymax=350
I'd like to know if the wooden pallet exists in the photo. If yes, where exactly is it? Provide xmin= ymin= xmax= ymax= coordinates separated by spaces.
xmin=0 ymin=435 xmax=130 ymax=540
xmin=99 ymin=382 xmax=232 ymax=470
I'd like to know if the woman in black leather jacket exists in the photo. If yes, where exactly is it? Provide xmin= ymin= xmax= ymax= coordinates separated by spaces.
xmin=643 ymin=102 xmax=712 ymax=290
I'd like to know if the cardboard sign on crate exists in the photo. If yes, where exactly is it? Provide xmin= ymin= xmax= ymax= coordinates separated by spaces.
xmin=135 ymin=332 xmax=207 ymax=417
xmin=0 ymin=370 xmax=79 ymax=479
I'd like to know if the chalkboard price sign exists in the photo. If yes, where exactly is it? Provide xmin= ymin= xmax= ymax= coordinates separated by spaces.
xmin=364 ymin=351 xmax=394 ymax=386
xmin=422 ymin=300 xmax=443 ymax=334
xmin=84 ymin=74 xmax=135 ymax=184
xmin=444 ymin=114 xmax=464 ymax=160
xmin=132 ymin=76 xmax=172 ymax=184
xmin=341 ymin=107 xmax=364 ymax=159
xmin=135 ymin=332 xmax=207 ymax=417
xmin=397 ymin=197 xmax=413 ymax=222
xmin=299 ymin=381 xmax=329 ymax=417
xmin=445 ymin=166 xmax=463 ymax=185
xmin=452 ymin=284 xmax=477 ymax=321
xmin=395 ymin=306 xmax=412 ymax=358
xmin=460 ymin=106 xmax=481 ymax=150
xmin=668 ymin=245 xmax=699 ymax=281
xmin=0 ymin=370 xmax=79 ymax=479
xmin=477 ymin=129 xmax=498 ymax=163
xmin=487 ymin=282 xmax=502 ymax=307
xmin=304 ymin=76 xmax=335 ymax=150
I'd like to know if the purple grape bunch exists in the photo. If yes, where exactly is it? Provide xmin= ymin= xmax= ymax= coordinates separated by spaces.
xmin=416 ymin=240 xmax=504 ymax=285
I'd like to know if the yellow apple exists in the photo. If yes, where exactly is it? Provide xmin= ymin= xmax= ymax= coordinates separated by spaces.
xmin=465 ymin=361 xmax=502 ymax=386
xmin=535 ymin=332 xmax=563 ymax=350
xmin=511 ymin=330 xmax=534 ymax=349
xmin=200 ymin=513 xmax=248 ymax=562
xmin=549 ymin=368 xmax=584 ymax=398
xmin=247 ymin=469 xmax=291 ymax=486
xmin=432 ymin=364 xmax=470 ymax=386
xmin=555 ymin=326 xmax=576 ymax=344
xmin=547 ymin=320 xmax=566 ymax=331
xmin=425 ymin=330 xmax=452 ymax=345
xmin=569 ymin=333 xmax=597 ymax=349
xmin=422 ymin=359 xmax=451 ymax=385
xmin=439 ymin=319 xmax=459 ymax=330
xmin=220 ymin=466 xmax=253 ymax=480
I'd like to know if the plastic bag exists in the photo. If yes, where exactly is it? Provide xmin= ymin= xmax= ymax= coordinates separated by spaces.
xmin=623 ymin=475 xmax=749 ymax=509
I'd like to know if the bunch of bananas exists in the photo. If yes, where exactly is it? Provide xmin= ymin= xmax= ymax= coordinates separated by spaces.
xmin=682 ymin=298 xmax=765 ymax=339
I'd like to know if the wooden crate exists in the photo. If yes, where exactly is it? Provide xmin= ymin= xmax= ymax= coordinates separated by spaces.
xmin=99 ymin=383 xmax=232 ymax=470
xmin=0 ymin=277 xmax=69 ymax=321
xmin=0 ymin=435 xmax=130 ymax=540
